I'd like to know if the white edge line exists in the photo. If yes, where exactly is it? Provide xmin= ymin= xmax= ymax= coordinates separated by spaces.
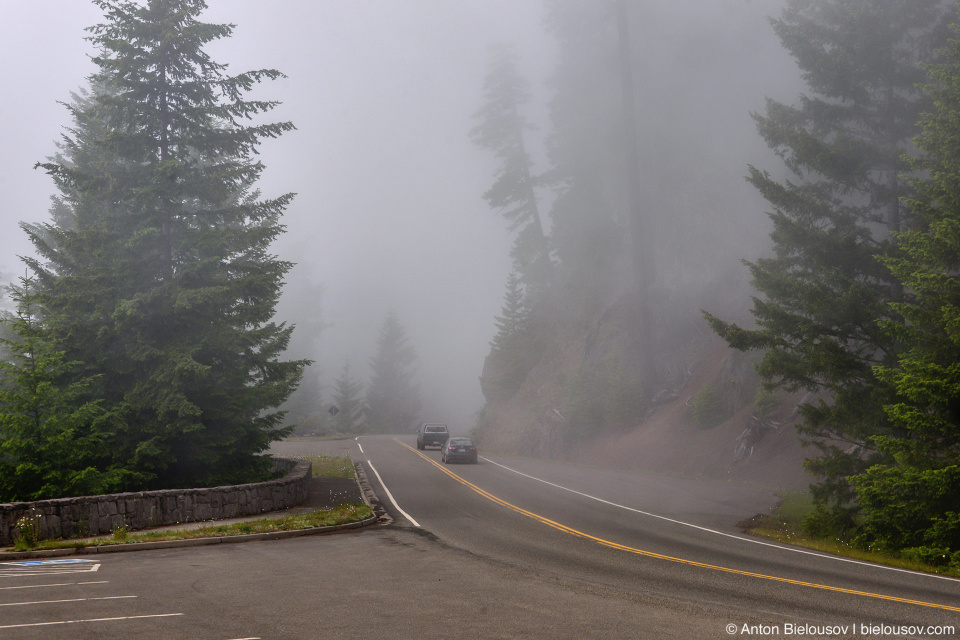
xmin=481 ymin=456 xmax=960 ymax=584
xmin=0 ymin=581 xmax=108 ymax=591
xmin=366 ymin=460 xmax=420 ymax=527
xmin=0 ymin=613 xmax=183 ymax=629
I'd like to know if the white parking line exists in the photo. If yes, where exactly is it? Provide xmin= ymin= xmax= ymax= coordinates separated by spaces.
xmin=1 ymin=559 xmax=100 ymax=578
xmin=1 ymin=595 xmax=136 ymax=607
xmin=0 ymin=566 xmax=100 ymax=577
xmin=0 ymin=581 xmax=108 ymax=591
xmin=0 ymin=613 xmax=184 ymax=629
xmin=366 ymin=460 xmax=420 ymax=527
xmin=3 ymin=559 xmax=94 ymax=566
xmin=0 ymin=558 xmax=183 ymax=631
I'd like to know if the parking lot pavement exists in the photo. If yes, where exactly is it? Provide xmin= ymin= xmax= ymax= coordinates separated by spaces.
xmin=0 ymin=558 xmax=184 ymax=633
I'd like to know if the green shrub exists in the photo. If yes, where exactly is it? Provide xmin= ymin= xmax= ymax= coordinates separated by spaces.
xmin=852 ymin=464 xmax=960 ymax=553
xmin=690 ymin=383 xmax=723 ymax=427
xmin=13 ymin=511 xmax=42 ymax=550
xmin=802 ymin=505 xmax=858 ymax=542
xmin=900 ymin=546 xmax=953 ymax=567
xmin=112 ymin=523 xmax=129 ymax=542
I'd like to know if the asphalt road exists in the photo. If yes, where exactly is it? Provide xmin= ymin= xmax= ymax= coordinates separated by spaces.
xmin=1 ymin=435 xmax=956 ymax=639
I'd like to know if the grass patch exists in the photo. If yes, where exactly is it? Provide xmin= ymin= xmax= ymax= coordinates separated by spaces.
xmin=769 ymin=491 xmax=813 ymax=529
xmin=746 ymin=492 xmax=960 ymax=578
xmin=283 ymin=433 xmax=353 ymax=441
xmin=6 ymin=503 xmax=373 ymax=552
xmin=289 ymin=455 xmax=356 ymax=478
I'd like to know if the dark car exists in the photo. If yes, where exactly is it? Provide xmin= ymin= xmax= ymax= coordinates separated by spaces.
xmin=440 ymin=437 xmax=478 ymax=464
xmin=417 ymin=423 xmax=449 ymax=449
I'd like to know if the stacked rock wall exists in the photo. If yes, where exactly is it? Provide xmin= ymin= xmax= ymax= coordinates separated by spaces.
xmin=0 ymin=458 xmax=311 ymax=546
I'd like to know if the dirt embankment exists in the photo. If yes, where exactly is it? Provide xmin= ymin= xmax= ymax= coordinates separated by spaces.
xmin=482 ymin=337 xmax=815 ymax=493
xmin=569 ymin=347 xmax=813 ymax=492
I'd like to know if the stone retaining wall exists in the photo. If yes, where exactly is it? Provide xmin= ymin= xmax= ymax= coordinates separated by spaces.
xmin=0 ymin=458 xmax=312 ymax=546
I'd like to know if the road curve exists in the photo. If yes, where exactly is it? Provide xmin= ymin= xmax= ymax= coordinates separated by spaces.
xmin=350 ymin=435 xmax=958 ymax=635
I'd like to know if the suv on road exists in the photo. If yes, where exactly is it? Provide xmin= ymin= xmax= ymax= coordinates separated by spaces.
xmin=417 ymin=423 xmax=449 ymax=449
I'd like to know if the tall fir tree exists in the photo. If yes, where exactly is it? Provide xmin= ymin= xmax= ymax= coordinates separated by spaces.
xmin=471 ymin=45 xmax=552 ymax=307
xmin=704 ymin=0 xmax=956 ymax=535
xmin=25 ymin=0 xmax=307 ymax=491
xmin=854 ymin=28 xmax=960 ymax=555
xmin=331 ymin=361 xmax=365 ymax=434
xmin=365 ymin=310 xmax=421 ymax=434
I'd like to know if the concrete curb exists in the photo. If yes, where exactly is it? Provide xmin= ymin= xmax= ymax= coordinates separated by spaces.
xmin=0 ymin=513 xmax=379 ymax=560
xmin=354 ymin=460 xmax=394 ymax=526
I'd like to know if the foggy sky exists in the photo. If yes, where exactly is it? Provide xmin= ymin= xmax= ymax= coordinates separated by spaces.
xmin=0 ymin=1 xmax=797 ymax=433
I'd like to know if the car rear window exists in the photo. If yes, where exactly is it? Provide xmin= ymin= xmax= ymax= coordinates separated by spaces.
xmin=450 ymin=438 xmax=472 ymax=445
xmin=425 ymin=426 xmax=447 ymax=433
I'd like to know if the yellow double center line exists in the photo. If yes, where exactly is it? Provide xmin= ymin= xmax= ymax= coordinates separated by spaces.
xmin=399 ymin=441 xmax=960 ymax=613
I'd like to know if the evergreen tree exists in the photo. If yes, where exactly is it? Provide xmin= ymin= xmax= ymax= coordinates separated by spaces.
xmin=480 ymin=272 xmax=537 ymax=402
xmin=854 ymin=28 xmax=960 ymax=556
xmin=0 ymin=277 xmax=15 ymax=359
xmin=0 ymin=278 xmax=116 ymax=501
xmin=26 ymin=0 xmax=307 ymax=490
xmin=280 ymin=365 xmax=324 ymax=435
xmin=365 ymin=311 xmax=421 ymax=434
xmin=704 ymin=0 xmax=955 ymax=535
xmin=331 ymin=361 xmax=365 ymax=434
xmin=277 ymin=280 xmax=329 ymax=432
xmin=471 ymin=44 xmax=552 ymax=306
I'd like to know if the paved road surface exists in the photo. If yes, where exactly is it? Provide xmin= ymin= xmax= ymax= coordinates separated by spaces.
xmin=0 ymin=435 xmax=956 ymax=639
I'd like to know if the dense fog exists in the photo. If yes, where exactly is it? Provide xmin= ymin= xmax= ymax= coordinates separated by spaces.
xmin=0 ymin=0 xmax=802 ymax=433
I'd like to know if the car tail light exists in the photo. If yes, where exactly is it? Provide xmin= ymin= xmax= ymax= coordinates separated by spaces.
xmin=448 ymin=446 xmax=456 ymax=450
